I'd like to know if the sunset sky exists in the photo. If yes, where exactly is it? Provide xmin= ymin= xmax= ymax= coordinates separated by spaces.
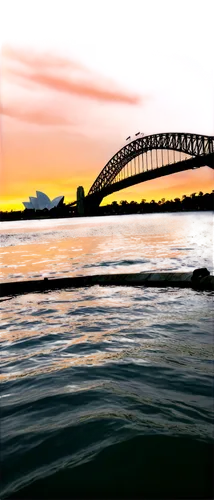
xmin=0 ymin=0 xmax=214 ymax=211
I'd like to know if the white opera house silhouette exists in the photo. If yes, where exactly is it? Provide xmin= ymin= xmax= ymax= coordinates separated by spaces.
xmin=23 ymin=191 xmax=64 ymax=210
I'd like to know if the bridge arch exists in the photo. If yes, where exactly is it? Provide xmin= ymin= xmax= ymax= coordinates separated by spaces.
xmin=88 ymin=132 xmax=214 ymax=197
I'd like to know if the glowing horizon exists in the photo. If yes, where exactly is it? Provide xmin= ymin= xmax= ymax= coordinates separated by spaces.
xmin=1 ymin=0 xmax=214 ymax=212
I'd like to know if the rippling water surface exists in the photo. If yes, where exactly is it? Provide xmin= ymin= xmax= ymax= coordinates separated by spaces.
xmin=0 ymin=213 xmax=213 ymax=499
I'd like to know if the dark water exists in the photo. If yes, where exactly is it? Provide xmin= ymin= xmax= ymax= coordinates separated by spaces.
xmin=0 ymin=213 xmax=213 ymax=499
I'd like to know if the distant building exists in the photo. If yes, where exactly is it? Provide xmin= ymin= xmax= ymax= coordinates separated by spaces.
xmin=23 ymin=191 xmax=64 ymax=210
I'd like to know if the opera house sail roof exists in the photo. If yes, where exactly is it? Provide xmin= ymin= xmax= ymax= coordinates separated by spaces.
xmin=23 ymin=191 xmax=64 ymax=210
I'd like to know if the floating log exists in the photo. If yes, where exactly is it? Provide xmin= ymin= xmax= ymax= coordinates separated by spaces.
xmin=0 ymin=268 xmax=213 ymax=298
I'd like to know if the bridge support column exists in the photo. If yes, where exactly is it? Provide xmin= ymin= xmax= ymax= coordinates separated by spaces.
xmin=83 ymin=193 xmax=103 ymax=216
xmin=76 ymin=186 xmax=85 ymax=216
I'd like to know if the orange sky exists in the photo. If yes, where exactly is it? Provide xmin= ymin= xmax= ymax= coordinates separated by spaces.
xmin=1 ymin=0 xmax=214 ymax=211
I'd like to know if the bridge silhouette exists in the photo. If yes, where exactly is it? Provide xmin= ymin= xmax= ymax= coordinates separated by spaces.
xmin=74 ymin=132 xmax=214 ymax=214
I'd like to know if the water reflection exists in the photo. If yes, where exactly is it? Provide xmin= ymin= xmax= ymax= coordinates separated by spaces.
xmin=0 ymin=213 xmax=213 ymax=282
xmin=0 ymin=213 xmax=213 ymax=500
xmin=0 ymin=283 xmax=213 ymax=386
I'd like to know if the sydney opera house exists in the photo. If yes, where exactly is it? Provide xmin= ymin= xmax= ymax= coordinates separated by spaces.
xmin=23 ymin=191 xmax=64 ymax=210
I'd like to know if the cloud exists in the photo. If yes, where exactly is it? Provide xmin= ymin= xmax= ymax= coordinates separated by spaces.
xmin=1 ymin=99 xmax=70 ymax=126
xmin=1 ymin=41 xmax=152 ymax=128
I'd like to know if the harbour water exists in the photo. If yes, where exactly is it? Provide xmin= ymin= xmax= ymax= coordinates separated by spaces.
xmin=0 ymin=212 xmax=213 ymax=498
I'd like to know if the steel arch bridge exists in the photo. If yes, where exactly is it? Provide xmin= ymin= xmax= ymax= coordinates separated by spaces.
xmin=86 ymin=132 xmax=214 ymax=200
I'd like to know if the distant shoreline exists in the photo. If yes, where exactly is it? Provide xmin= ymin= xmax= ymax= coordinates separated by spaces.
xmin=0 ymin=208 xmax=213 ymax=223
xmin=1 ymin=191 xmax=213 ymax=222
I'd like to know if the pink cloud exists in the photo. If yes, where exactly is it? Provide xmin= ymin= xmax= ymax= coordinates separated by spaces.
xmin=0 ymin=103 xmax=71 ymax=126
xmin=1 ymin=41 xmax=152 ymax=124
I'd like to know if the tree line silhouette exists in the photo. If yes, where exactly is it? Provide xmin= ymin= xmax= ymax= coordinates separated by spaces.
xmin=0 ymin=191 xmax=213 ymax=221
xmin=100 ymin=191 xmax=214 ymax=216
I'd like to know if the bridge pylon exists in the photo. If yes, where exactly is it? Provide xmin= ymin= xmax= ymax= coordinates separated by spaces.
xmin=76 ymin=186 xmax=85 ymax=216
xmin=76 ymin=186 xmax=102 ymax=216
